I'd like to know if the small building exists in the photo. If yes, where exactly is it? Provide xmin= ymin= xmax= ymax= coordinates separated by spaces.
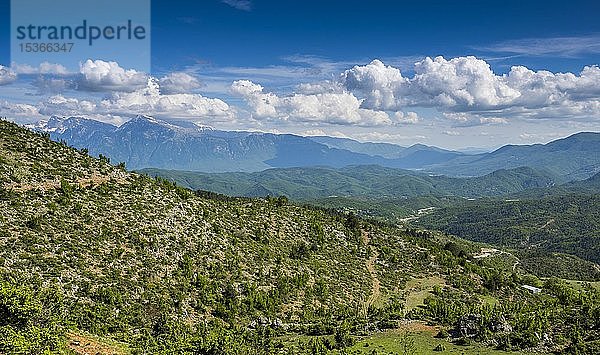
xmin=522 ymin=285 xmax=542 ymax=294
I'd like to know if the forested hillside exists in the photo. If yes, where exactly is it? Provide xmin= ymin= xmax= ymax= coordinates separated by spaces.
xmin=417 ymin=193 xmax=600 ymax=280
xmin=140 ymin=165 xmax=555 ymax=200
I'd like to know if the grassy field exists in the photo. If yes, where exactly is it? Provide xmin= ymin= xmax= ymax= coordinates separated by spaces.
xmin=478 ymin=294 xmax=500 ymax=306
xmin=403 ymin=276 xmax=446 ymax=311
xmin=347 ymin=322 xmax=536 ymax=355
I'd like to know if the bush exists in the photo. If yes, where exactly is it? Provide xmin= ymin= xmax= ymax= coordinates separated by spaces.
xmin=0 ymin=281 xmax=67 ymax=354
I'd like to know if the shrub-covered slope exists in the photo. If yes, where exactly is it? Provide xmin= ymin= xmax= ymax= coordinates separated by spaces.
xmin=0 ymin=120 xmax=440 ymax=352
xmin=2 ymin=120 xmax=600 ymax=354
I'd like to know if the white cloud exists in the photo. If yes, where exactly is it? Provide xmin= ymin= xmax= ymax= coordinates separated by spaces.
xmin=410 ymin=56 xmax=521 ymax=109
xmin=0 ymin=66 xmax=17 ymax=85
xmin=232 ymin=55 xmax=600 ymax=127
xmin=23 ymin=77 xmax=236 ymax=125
xmin=38 ymin=95 xmax=98 ymax=116
xmin=340 ymin=56 xmax=521 ymax=111
xmin=159 ymin=72 xmax=202 ymax=94
xmin=341 ymin=59 xmax=407 ymax=110
xmin=231 ymin=79 xmax=392 ymax=126
xmin=36 ymin=95 xmax=126 ymax=126
xmin=394 ymin=111 xmax=420 ymax=124
xmin=12 ymin=62 xmax=70 ymax=75
xmin=230 ymin=80 xmax=279 ymax=118
xmin=443 ymin=112 xmax=509 ymax=127
xmin=505 ymin=65 xmax=600 ymax=107
xmin=334 ymin=56 xmax=600 ymax=123
xmin=296 ymin=81 xmax=343 ymax=95
xmin=6 ymin=56 xmax=600 ymax=134
xmin=78 ymin=59 xmax=149 ymax=92
xmin=2 ymin=58 xmax=237 ymax=125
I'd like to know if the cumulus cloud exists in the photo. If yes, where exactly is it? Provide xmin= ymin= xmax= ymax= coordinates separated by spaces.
xmin=6 ymin=56 xmax=600 ymax=131
xmin=0 ymin=79 xmax=232 ymax=127
xmin=78 ymin=59 xmax=149 ymax=92
xmin=26 ymin=79 xmax=235 ymax=125
xmin=159 ymin=72 xmax=202 ymax=94
xmin=340 ymin=59 xmax=407 ymax=110
xmin=235 ymin=56 xmax=600 ymax=128
xmin=231 ymin=79 xmax=393 ymax=126
xmin=505 ymin=65 xmax=600 ymax=106
xmin=296 ymin=81 xmax=343 ymax=95
xmin=0 ymin=66 xmax=17 ymax=85
xmin=100 ymin=79 xmax=235 ymax=121
xmin=2 ymin=59 xmax=236 ymax=125
xmin=341 ymin=56 xmax=520 ymax=111
xmin=410 ymin=56 xmax=521 ymax=109
xmin=336 ymin=56 xmax=600 ymax=123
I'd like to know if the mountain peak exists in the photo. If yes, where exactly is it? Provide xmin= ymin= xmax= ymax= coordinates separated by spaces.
xmin=123 ymin=115 xmax=214 ymax=133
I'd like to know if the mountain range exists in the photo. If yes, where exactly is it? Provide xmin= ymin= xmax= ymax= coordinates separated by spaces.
xmin=29 ymin=115 xmax=462 ymax=173
xmin=29 ymin=115 xmax=600 ymax=181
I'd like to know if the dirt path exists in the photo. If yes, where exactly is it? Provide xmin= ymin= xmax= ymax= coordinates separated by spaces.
xmin=365 ymin=250 xmax=381 ymax=308
xmin=361 ymin=229 xmax=381 ymax=317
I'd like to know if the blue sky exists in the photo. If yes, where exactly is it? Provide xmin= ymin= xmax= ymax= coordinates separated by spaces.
xmin=147 ymin=0 xmax=600 ymax=73
xmin=1 ymin=0 xmax=600 ymax=149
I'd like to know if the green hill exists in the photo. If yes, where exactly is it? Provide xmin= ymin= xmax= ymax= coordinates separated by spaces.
xmin=139 ymin=165 xmax=555 ymax=200
xmin=2 ymin=120 xmax=600 ymax=354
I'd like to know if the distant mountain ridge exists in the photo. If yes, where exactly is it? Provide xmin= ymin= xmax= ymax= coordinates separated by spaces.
xmin=28 ymin=115 xmax=465 ymax=173
xmin=426 ymin=132 xmax=600 ymax=181
xmin=27 ymin=115 xmax=600 ymax=180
